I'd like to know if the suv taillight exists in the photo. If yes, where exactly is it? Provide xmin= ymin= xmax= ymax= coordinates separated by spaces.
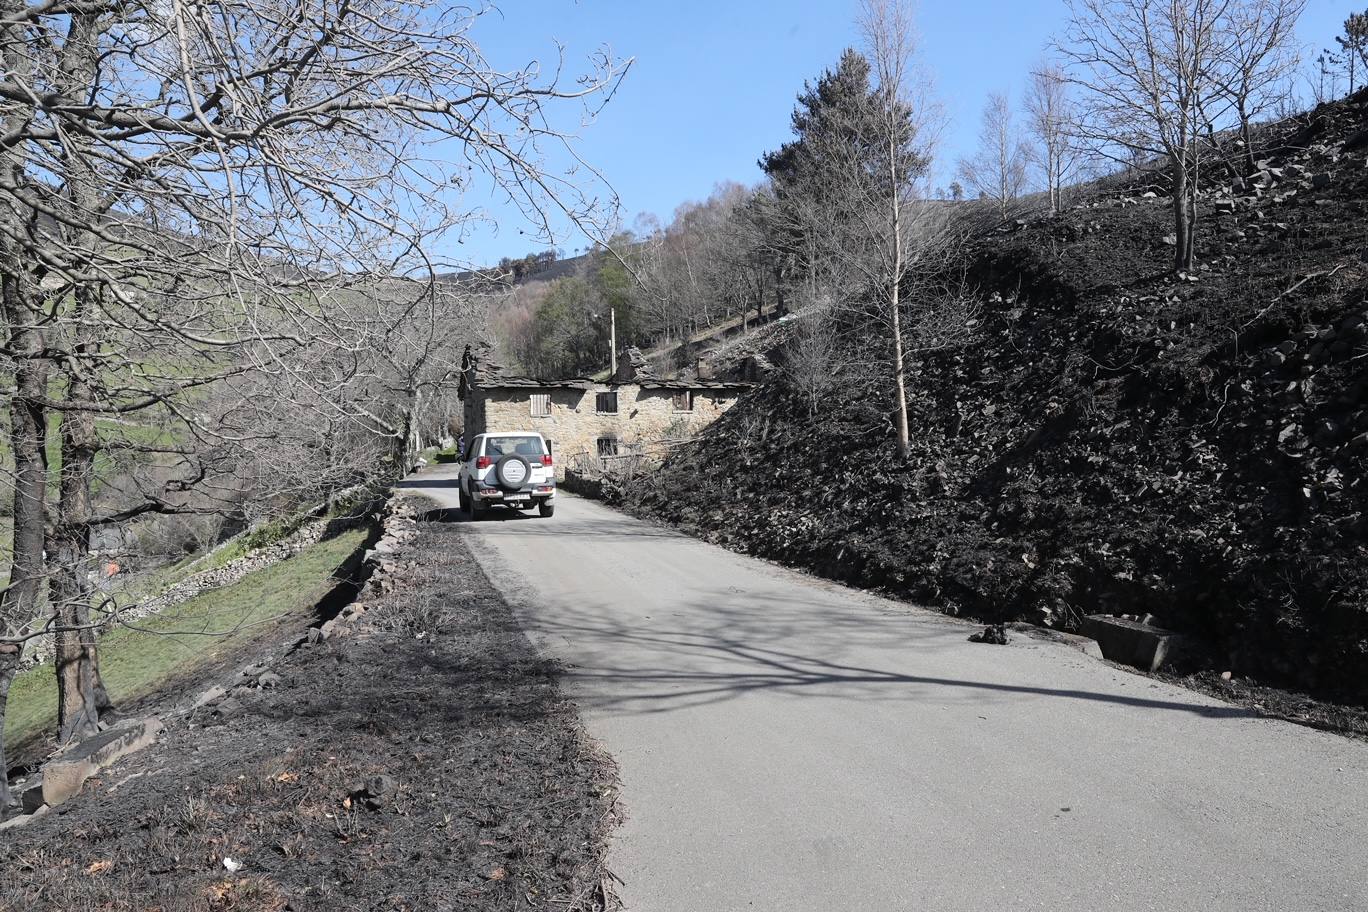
xmin=476 ymin=456 xmax=492 ymax=469
xmin=541 ymin=455 xmax=553 ymax=466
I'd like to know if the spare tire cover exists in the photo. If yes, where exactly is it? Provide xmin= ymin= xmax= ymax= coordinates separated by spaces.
xmin=495 ymin=454 xmax=531 ymax=488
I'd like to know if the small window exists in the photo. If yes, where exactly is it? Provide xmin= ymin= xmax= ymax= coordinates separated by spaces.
xmin=595 ymin=391 xmax=618 ymax=414
xmin=596 ymin=436 xmax=619 ymax=458
xmin=530 ymin=392 xmax=551 ymax=418
xmin=672 ymin=390 xmax=693 ymax=412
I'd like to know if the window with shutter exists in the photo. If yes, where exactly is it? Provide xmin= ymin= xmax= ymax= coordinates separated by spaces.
xmin=530 ymin=392 xmax=551 ymax=418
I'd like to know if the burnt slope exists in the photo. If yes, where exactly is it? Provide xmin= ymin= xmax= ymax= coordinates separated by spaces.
xmin=623 ymin=90 xmax=1368 ymax=704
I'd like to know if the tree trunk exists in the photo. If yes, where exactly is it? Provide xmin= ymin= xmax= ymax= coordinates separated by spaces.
xmin=0 ymin=0 xmax=39 ymax=818
xmin=1 ymin=323 xmax=48 ymax=623
xmin=1171 ymin=154 xmax=1192 ymax=273
xmin=773 ymin=264 xmax=787 ymax=317
xmin=1239 ymin=100 xmax=1256 ymax=176
xmin=888 ymin=201 xmax=910 ymax=457
xmin=53 ymin=537 xmax=102 ymax=743
xmin=0 ymin=651 xmax=15 ymax=818
xmin=1185 ymin=174 xmax=1198 ymax=272
xmin=53 ymin=359 xmax=109 ymax=744
xmin=0 ymin=287 xmax=49 ymax=808
xmin=1048 ymin=151 xmax=1059 ymax=214
xmin=1055 ymin=145 xmax=1064 ymax=214
xmin=52 ymin=14 xmax=111 ymax=743
xmin=890 ymin=284 xmax=910 ymax=459
xmin=884 ymin=97 xmax=910 ymax=461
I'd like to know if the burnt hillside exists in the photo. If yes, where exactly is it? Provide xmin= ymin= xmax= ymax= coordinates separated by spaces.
xmin=623 ymin=90 xmax=1368 ymax=704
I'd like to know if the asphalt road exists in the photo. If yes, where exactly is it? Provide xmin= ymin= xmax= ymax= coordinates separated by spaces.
xmin=406 ymin=466 xmax=1368 ymax=912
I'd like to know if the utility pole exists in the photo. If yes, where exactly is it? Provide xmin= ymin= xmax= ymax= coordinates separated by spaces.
xmin=610 ymin=307 xmax=618 ymax=377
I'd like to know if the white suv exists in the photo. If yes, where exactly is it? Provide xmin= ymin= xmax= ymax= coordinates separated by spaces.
xmin=458 ymin=431 xmax=557 ymax=518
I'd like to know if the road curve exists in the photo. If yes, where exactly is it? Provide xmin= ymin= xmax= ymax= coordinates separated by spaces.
xmin=404 ymin=465 xmax=1368 ymax=912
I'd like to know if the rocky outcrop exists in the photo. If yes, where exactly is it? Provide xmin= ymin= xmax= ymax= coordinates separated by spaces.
xmin=2 ymin=717 xmax=166 ymax=828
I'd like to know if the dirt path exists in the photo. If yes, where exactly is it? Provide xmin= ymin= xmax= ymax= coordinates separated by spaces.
xmin=408 ymin=464 xmax=1368 ymax=912
xmin=0 ymin=515 xmax=617 ymax=912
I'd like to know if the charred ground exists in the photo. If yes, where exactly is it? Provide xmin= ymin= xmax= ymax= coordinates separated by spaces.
xmin=0 ymin=514 xmax=617 ymax=912
xmin=621 ymin=90 xmax=1368 ymax=708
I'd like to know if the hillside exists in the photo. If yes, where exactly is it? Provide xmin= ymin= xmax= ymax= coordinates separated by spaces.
xmin=438 ymin=251 xmax=589 ymax=288
xmin=621 ymin=90 xmax=1368 ymax=705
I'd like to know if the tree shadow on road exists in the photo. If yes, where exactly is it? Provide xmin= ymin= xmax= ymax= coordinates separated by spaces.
xmin=517 ymin=590 xmax=1261 ymax=723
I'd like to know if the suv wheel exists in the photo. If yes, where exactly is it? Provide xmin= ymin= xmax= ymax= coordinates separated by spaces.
xmin=538 ymin=500 xmax=555 ymax=518
xmin=458 ymin=485 xmax=470 ymax=513
xmin=494 ymin=453 xmax=532 ymax=489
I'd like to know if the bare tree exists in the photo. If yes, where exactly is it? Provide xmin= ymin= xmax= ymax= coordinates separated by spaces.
xmin=249 ymin=279 xmax=486 ymax=475
xmin=1024 ymin=65 xmax=1085 ymax=213
xmin=782 ymin=295 xmax=842 ymax=418
xmin=958 ymin=92 xmax=1029 ymax=218
xmin=857 ymin=0 xmax=942 ymax=458
xmin=1310 ymin=50 xmax=1342 ymax=103
xmin=718 ymin=188 xmax=780 ymax=329
xmin=629 ymin=184 xmax=776 ymax=347
xmin=0 ymin=0 xmax=627 ymax=813
xmin=1216 ymin=0 xmax=1307 ymax=175
xmin=1054 ymin=0 xmax=1236 ymax=272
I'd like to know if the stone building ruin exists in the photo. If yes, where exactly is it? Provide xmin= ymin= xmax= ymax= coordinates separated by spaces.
xmin=458 ymin=346 xmax=751 ymax=478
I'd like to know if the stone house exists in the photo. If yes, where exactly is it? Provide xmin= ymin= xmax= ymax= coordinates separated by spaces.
xmin=457 ymin=347 xmax=750 ymax=477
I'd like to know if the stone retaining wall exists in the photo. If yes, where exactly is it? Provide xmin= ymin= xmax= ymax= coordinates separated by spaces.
xmin=306 ymin=495 xmax=418 ymax=645
xmin=20 ymin=518 xmax=333 ymax=669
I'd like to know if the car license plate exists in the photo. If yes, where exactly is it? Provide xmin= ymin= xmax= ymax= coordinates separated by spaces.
xmin=506 ymin=494 xmax=530 ymax=502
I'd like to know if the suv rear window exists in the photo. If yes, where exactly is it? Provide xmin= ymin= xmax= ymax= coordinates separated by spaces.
xmin=483 ymin=435 xmax=546 ymax=458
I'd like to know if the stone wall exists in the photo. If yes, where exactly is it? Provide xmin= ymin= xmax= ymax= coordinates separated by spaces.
xmin=22 ymin=517 xmax=331 ymax=669
xmin=472 ymin=384 xmax=741 ymax=478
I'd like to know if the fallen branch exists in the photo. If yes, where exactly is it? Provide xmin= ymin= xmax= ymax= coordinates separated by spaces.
xmin=1241 ymin=263 xmax=1349 ymax=331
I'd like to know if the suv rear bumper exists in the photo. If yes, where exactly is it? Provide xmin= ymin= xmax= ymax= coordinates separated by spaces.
xmin=472 ymin=484 xmax=555 ymax=502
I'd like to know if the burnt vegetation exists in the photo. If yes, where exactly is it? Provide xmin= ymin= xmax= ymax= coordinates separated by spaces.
xmin=621 ymin=89 xmax=1368 ymax=707
xmin=0 ymin=516 xmax=618 ymax=911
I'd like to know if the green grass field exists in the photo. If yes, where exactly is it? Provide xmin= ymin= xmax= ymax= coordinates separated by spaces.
xmin=3 ymin=527 xmax=366 ymax=756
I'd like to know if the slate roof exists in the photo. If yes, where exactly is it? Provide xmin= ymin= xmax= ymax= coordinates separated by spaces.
xmin=462 ymin=340 xmax=751 ymax=395
xmin=638 ymin=379 xmax=753 ymax=391
xmin=473 ymin=375 xmax=750 ymax=392
xmin=475 ymin=376 xmax=597 ymax=390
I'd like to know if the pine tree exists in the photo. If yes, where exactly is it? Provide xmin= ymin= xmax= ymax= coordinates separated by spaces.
xmin=759 ymin=49 xmax=881 ymax=297
xmin=759 ymin=48 xmax=927 ymax=303
xmin=1333 ymin=10 xmax=1368 ymax=93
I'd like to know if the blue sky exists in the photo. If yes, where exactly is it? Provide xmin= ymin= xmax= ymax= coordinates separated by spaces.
xmin=450 ymin=0 xmax=1351 ymax=267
